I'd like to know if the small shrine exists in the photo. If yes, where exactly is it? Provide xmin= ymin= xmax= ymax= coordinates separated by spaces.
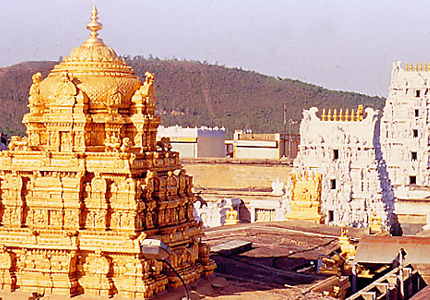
xmin=368 ymin=211 xmax=383 ymax=235
xmin=338 ymin=223 xmax=356 ymax=260
xmin=285 ymin=170 xmax=325 ymax=223
xmin=224 ymin=207 xmax=239 ymax=225
xmin=0 ymin=7 xmax=215 ymax=298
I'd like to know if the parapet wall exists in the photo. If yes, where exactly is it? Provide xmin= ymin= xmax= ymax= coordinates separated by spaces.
xmin=181 ymin=158 xmax=293 ymax=190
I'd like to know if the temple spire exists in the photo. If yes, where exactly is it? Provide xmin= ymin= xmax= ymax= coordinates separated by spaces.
xmin=84 ymin=5 xmax=104 ymax=44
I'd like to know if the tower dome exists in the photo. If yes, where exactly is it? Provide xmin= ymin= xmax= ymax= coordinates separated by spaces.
xmin=38 ymin=6 xmax=141 ymax=111
xmin=23 ymin=6 xmax=160 ymax=153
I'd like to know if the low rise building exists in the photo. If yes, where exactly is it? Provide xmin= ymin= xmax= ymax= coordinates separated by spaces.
xmin=157 ymin=125 xmax=225 ymax=158
xmin=232 ymin=130 xmax=299 ymax=159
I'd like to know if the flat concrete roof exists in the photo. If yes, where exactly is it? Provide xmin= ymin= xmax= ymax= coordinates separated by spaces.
xmin=355 ymin=236 xmax=430 ymax=264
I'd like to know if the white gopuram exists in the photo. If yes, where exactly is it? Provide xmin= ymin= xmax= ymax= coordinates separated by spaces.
xmin=380 ymin=62 xmax=430 ymax=186
xmin=379 ymin=62 xmax=430 ymax=232
xmin=292 ymin=106 xmax=394 ymax=227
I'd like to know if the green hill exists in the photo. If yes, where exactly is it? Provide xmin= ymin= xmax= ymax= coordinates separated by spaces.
xmin=0 ymin=58 xmax=385 ymax=138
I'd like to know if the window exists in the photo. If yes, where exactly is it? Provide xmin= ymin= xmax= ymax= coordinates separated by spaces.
xmin=413 ymin=129 xmax=419 ymax=138
xmin=410 ymin=176 xmax=416 ymax=185
xmin=411 ymin=152 xmax=417 ymax=161
xmin=328 ymin=210 xmax=334 ymax=222
xmin=333 ymin=149 xmax=339 ymax=160
xmin=416 ymin=90 xmax=421 ymax=97
xmin=415 ymin=109 xmax=419 ymax=117
xmin=330 ymin=179 xmax=336 ymax=190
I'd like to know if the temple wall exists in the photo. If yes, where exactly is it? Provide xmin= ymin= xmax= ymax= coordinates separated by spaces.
xmin=157 ymin=126 xmax=225 ymax=158
xmin=197 ymin=135 xmax=225 ymax=157
xmin=169 ymin=142 xmax=197 ymax=158
xmin=181 ymin=158 xmax=292 ymax=190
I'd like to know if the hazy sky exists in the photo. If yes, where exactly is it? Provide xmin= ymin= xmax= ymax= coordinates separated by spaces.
xmin=1 ymin=0 xmax=430 ymax=97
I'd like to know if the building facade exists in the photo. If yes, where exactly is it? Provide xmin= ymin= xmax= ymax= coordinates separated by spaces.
xmin=232 ymin=130 xmax=299 ymax=159
xmin=157 ymin=125 xmax=225 ymax=158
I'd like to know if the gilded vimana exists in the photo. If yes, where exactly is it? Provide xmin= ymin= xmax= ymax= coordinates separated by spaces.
xmin=0 ymin=6 xmax=215 ymax=298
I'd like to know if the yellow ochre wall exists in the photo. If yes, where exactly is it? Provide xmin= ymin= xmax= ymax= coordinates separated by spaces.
xmin=180 ymin=158 xmax=293 ymax=190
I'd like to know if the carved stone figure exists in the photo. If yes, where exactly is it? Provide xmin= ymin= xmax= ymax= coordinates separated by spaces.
xmin=8 ymin=136 xmax=30 ymax=151
xmin=156 ymin=137 xmax=172 ymax=153
xmin=54 ymin=72 xmax=77 ymax=105
xmin=104 ymin=132 xmax=121 ymax=152
xmin=28 ymin=72 xmax=42 ymax=106
xmin=120 ymin=137 xmax=133 ymax=152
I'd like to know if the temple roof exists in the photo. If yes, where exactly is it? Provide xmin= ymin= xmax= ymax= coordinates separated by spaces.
xmin=38 ymin=6 xmax=141 ymax=109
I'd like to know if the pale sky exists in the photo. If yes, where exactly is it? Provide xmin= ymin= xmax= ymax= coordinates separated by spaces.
xmin=1 ymin=0 xmax=429 ymax=97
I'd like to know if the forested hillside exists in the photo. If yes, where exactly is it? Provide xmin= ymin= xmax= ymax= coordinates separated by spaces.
xmin=0 ymin=58 xmax=385 ymax=138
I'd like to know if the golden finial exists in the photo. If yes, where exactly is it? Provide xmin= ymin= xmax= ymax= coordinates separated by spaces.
xmin=357 ymin=104 xmax=364 ymax=121
xmin=85 ymin=5 xmax=104 ymax=44
xmin=415 ymin=63 xmax=418 ymax=71
xmin=333 ymin=109 xmax=338 ymax=121
xmin=419 ymin=62 xmax=423 ymax=71
xmin=340 ymin=222 xmax=347 ymax=237
xmin=425 ymin=62 xmax=428 ymax=72
xmin=339 ymin=109 xmax=344 ymax=121
xmin=327 ymin=109 xmax=332 ymax=121
xmin=351 ymin=109 xmax=355 ymax=121
xmin=345 ymin=109 xmax=349 ymax=121
xmin=321 ymin=109 xmax=326 ymax=121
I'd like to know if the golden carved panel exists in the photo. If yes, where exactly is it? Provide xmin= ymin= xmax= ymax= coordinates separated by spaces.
xmin=286 ymin=170 xmax=325 ymax=224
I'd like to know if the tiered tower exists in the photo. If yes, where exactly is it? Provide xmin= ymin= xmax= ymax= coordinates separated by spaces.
xmin=380 ymin=61 xmax=430 ymax=186
xmin=292 ymin=106 xmax=393 ymax=227
xmin=0 ymin=7 xmax=215 ymax=298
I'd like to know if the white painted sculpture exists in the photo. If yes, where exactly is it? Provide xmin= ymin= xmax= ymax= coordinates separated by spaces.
xmin=194 ymin=198 xmax=242 ymax=228
xmin=271 ymin=178 xmax=285 ymax=195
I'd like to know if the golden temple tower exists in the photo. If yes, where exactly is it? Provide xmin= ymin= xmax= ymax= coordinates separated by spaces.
xmin=0 ymin=6 xmax=215 ymax=298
